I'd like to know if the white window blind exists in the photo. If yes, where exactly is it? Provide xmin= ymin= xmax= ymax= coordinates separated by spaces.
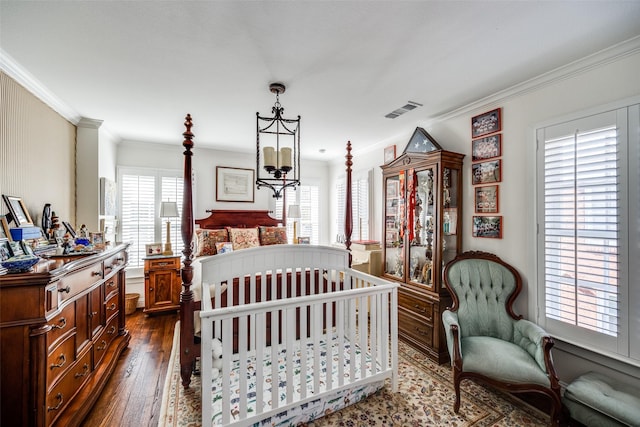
xmin=119 ymin=168 xmax=183 ymax=268
xmin=275 ymin=184 xmax=320 ymax=244
xmin=542 ymin=124 xmax=619 ymax=336
xmin=537 ymin=104 xmax=639 ymax=363
xmin=336 ymin=170 xmax=371 ymax=243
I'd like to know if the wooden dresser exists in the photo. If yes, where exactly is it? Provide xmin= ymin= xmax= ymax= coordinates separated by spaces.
xmin=0 ymin=243 xmax=130 ymax=427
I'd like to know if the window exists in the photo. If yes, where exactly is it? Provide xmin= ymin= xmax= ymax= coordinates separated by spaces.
xmin=336 ymin=169 xmax=372 ymax=243
xmin=118 ymin=167 xmax=183 ymax=268
xmin=536 ymin=104 xmax=639 ymax=362
xmin=275 ymin=184 xmax=320 ymax=244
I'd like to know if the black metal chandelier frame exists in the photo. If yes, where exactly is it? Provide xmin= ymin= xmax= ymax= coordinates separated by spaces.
xmin=256 ymin=83 xmax=301 ymax=199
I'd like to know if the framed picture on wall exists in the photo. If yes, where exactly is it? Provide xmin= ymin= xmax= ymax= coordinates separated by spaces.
xmin=384 ymin=145 xmax=396 ymax=164
xmin=472 ymin=216 xmax=503 ymax=238
xmin=216 ymin=166 xmax=255 ymax=202
xmin=471 ymin=159 xmax=502 ymax=185
xmin=474 ymin=185 xmax=499 ymax=213
xmin=471 ymin=134 xmax=501 ymax=161
xmin=471 ymin=108 xmax=502 ymax=138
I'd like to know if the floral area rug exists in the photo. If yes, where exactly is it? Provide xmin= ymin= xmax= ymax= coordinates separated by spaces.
xmin=159 ymin=322 xmax=549 ymax=426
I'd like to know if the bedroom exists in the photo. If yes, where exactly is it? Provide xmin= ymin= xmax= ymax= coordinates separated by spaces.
xmin=1 ymin=1 xmax=640 ymax=426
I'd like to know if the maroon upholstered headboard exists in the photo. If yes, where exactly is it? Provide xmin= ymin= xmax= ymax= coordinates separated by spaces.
xmin=195 ymin=209 xmax=279 ymax=229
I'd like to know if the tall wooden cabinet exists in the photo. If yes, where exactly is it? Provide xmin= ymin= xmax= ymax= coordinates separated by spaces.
xmin=0 ymin=244 xmax=130 ymax=427
xmin=381 ymin=128 xmax=464 ymax=363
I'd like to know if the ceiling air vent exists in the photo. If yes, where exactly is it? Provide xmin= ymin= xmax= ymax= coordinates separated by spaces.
xmin=384 ymin=101 xmax=423 ymax=119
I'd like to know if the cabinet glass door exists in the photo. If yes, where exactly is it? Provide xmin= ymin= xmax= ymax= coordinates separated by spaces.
xmin=408 ymin=167 xmax=436 ymax=287
xmin=442 ymin=167 xmax=460 ymax=267
xmin=384 ymin=174 xmax=404 ymax=279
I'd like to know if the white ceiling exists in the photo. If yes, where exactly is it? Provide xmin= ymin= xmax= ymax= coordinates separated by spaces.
xmin=2 ymin=1 xmax=640 ymax=161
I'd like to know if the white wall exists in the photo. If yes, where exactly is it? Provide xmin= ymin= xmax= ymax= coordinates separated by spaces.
xmin=329 ymin=44 xmax=640 ymax=385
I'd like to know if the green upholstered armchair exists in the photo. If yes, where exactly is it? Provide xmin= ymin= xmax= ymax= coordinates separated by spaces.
xmin=442 ymin=251 xmax=561 ymax=426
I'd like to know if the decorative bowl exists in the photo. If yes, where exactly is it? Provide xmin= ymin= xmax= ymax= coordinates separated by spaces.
xmin=2 ymin=255 xmax=40 ymax=273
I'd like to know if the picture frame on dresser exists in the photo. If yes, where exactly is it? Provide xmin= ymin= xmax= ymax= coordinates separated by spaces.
xmin=1 ymin=194 xmax=33 ymax=226
xmin=145 ymin=243 xmax=162 ymax=256
xmin=0 ymin=215 xmax=10 ymax=240
xmin=0 ymin=239 xmax=11 ymax=261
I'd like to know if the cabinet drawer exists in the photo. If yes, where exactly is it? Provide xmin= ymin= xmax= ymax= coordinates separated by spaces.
xmin=45 ymin=349 xmax=91 ymax=426
xmin=398 ymin=288 xmax=434 ymax=322
xmin=105 ymin=291 xmax=119 ymax=321
xmin=104 ymin=251 xmax=127 ymax=277
xmin=47 ymin=334 xmax=76 ymax=388
xmin=398 ymin=308 xmax=433 ymax=348
xmin=47 ymin=303 xmax=76 ymax=349
xmin=57 ymin=266 xmax=103 ymax=303
xmin=93 ymin=315 xmax=118 ymax=369
xmin=146 ymin=257 xmax=180 ymax=271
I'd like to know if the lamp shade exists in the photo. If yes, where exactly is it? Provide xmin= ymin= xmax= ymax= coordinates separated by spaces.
xmin=287 ymin=204 xmax=301 ymax=219
xmin=160 ymin=201 xmax=179 ymax=218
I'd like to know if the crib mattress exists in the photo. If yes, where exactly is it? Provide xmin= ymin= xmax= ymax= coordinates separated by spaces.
xmin=210 ymin=334 xmax=384 ymax=426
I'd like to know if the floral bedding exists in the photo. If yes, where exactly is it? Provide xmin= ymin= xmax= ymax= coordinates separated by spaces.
xmin=210 ymin=334 xmax=384 ymax=426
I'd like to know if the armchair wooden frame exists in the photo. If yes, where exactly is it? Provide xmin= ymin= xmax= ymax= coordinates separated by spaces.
xmin=443 ymin=251 xmax=562 ymax=426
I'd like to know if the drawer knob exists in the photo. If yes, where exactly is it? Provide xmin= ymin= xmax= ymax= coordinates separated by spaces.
xmin=108 ymin=303 xmax=116 ymax=310
xmin=58 ymin=286 xmax=71 ymax=294
xmin=158 ymin=262 xmax=169 ymax=266
xmin=107 ymin=325 xmax=116 ymax=335
xmin=116 ymin=257 xmax=124 ymax=262
xmin=74 ymin=363 xmax=90 ymax=379
xmin=47 ymin=393 xmax=64 ymax=412
xmin=51 ymin=317 xmax=67 ymax=330
xmin=89 ymin=311 xmax=98 ymax=318
xmin=414 ymin=304 xmax=426 ymax=312
xmin=105 ymin=265 xmax=113 ymax=271
xmin=96 ymin=340 xmax=107 ymax=351
xmin=107 ymin=280 xmax=116 ymax=288
xmin=92 ymin=271 xmax=102 ymax=277
xmin=50 ymin=353 xmax=66 ymax=370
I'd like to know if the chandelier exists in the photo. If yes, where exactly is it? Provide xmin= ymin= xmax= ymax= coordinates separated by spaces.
xmin=256 ymin=83 xmax=301 ymax=199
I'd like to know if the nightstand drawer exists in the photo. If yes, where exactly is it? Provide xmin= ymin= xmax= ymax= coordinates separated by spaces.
xmin=146 ymin=257 xmax=180 ymax=270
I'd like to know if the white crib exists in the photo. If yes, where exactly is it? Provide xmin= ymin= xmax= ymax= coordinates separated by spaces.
xmin=199 ymin=245 xmax=398 ymax=427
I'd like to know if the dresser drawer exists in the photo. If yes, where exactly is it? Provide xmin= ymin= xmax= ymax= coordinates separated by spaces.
xmin=47 ymin=303 xmax=76 ymax=349
xmin=146 ymin=256 xmax=180 ymax=271
xmin=104 ymin=274 xmax=119 ymax=298
xmin=105 ymin=291 xmax=119 ymax=322
xmin=93 ymin=315 xmax=118 ymax=369
xmin=398 ymin=287 xmax=434 ymax=322
xmin=57 ymin=265 xmax=103 ymax=303
xmin=398 ymin=307 xmax=433 ymax=348
xmin=47 ymin=334 xmax=77 ymax=389
xmin=45 ymin=349 xmax=91 ymax=426
xmin=104 ymin=251 xmax=127 ymax=277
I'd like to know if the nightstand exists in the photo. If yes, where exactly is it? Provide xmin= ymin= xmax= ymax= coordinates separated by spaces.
xmin=143 ymin=255 xmax=181 ymax=314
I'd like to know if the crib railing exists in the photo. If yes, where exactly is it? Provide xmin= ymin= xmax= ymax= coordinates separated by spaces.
xmin=199 ymin=245 xmax=398 ymax=427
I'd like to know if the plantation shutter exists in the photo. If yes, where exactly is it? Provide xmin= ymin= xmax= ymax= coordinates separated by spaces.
xmin=275 ymin=184 xmax=320 ymax=244
xmin=161 ymin=176 xmax=185 ymax=258
xmin=121 ymin=174 xmax=155 ymax=267
xmin=540 ymin=110 xmax=621 ymax=341
xmin=336 ymin=172 xmax=371 ymax=243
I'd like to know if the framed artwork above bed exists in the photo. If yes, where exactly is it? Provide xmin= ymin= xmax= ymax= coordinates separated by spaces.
xmin=216 ymin=167 xmax=255 ymax=202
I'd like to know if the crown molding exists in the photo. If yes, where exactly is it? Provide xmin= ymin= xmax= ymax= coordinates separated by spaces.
xmin=0 ymin=48 xmax=82 ymax=125
xmin=77 ymin=118 xmax=104 ymax=129
xmin=431 ymin=35 xmax=640 ymax=123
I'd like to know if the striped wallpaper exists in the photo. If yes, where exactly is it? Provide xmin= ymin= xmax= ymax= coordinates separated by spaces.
xmin=0 ymin=71 xmax=76 ymax=230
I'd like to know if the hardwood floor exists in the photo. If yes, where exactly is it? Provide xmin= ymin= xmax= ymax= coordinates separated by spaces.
xmin=81 ymin=309 xmax=179 ymax=427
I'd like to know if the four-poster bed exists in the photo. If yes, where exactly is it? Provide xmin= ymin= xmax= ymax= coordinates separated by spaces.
xmin=177 ymin=115 xmax=398 ymax=426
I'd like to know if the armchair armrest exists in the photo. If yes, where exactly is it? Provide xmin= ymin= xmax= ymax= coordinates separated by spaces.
xmin=442 ymin=310 xmax=462 ymax=365
xmin=513 ymin=318 xmax=552 ymax=372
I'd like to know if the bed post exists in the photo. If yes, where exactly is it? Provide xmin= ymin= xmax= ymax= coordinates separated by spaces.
xmin=180 ymin=114 xmax=196 ymax=388
xmin=345 ymin=141 xmax=353 ymax=266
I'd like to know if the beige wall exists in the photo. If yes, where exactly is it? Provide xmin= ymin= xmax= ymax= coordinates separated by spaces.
xmin=0 ymin=72 xmax=76 ymax=229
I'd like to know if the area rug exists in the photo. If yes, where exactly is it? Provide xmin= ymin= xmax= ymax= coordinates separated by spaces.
xmin=159 ymin=322 xmax=549 ymax=426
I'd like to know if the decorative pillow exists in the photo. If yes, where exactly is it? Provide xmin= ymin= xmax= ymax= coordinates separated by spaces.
xmin=215 ymin=242 xmax=234 ymax=254
xmin=195 ymin=228 xmax=229 ymax=256
xmin=258 ymin=226 xmax=288 ymax=245
xmin=227 ymin=227 xmax=260 ymax=250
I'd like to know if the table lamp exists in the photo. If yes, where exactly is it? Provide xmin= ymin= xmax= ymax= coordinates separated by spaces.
xmin=160 ymin=201 xmax=179 ymax=255
xmin=287 ymin=204 xmax=301 ymax=244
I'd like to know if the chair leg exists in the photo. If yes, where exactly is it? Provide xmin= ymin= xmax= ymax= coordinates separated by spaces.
xmin=453 ymin=377 xmax=461 ymax=413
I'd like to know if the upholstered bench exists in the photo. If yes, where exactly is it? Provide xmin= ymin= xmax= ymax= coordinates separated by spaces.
xmin=563 ymin=371 xmax=640 ymax=427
